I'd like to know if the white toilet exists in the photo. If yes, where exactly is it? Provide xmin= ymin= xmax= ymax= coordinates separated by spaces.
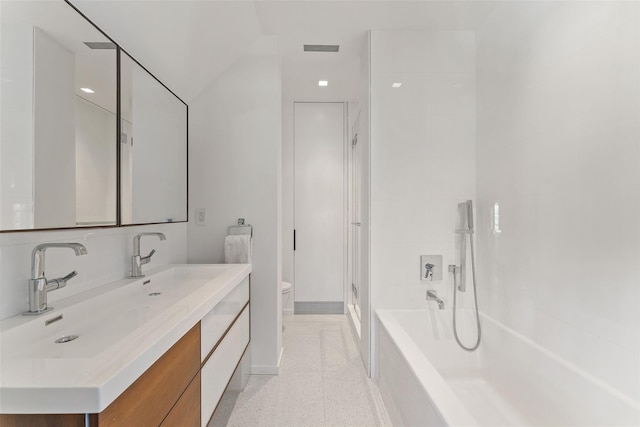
xmin=281 ymin=281 xmax=292 ymax=310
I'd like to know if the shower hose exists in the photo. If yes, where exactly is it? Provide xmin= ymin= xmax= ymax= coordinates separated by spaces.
xmin=452 ymin=229 xmax=482 ymax=352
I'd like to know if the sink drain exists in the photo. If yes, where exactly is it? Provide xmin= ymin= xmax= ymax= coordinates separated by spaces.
xmin=55 ymin=335 xmax=78 ymax=344
xmin=148 ymin=292 xmax=162 ymax=296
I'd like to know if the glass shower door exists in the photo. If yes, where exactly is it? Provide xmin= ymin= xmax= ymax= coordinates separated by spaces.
xmin=350 ymin=118 xmax=361 ymax=319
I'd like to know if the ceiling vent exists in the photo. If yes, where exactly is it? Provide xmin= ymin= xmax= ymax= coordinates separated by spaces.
xmin=84 ymin=42 xmax=116 ymax=50
xmin=304 ymin=44 xmax=339 ymax=53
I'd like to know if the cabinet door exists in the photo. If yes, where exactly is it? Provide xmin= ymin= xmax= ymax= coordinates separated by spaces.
xmin=98 ymin=324 xmax=200 ymax=427
xmin=201 ymin=277 xmax=249 ymax=361
xmin=0 ymin=414 xmax=87 ymax=427
xmin=160 ymin=372 xmax=201 ymax=427
xmin=201 ymin=306 xmax=250 ymax=426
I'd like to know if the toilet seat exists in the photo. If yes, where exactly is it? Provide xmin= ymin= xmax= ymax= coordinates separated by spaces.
xmin=282 ymin=281 xmax=292 ymax=294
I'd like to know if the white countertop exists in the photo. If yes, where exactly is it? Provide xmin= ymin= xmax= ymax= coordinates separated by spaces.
xmin=0 ymin=263 xmax=251 ymax=414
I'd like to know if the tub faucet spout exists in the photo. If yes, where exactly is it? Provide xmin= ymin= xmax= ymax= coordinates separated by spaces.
xmin=426 ymin=290 xmax=445 ymax=310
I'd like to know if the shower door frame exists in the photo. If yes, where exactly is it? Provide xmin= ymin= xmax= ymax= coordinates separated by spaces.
xmin=349 ymin=112 xmax=362 ymax=320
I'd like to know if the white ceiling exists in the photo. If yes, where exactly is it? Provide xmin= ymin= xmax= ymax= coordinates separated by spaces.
xmin=72 ymin=1 xmax=263 ymax=102
xmin=2 ymin=1 xmax=118 ymax=112
xmin=69 ymin=1 xmax=498 ymax=103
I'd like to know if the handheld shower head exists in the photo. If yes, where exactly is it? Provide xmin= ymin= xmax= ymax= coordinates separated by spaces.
xmin=466 ymin=200 xmax=474 ymax=231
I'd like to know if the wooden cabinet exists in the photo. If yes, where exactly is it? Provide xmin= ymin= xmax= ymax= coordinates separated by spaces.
xmin=1 ymin=276 xmax=251 ymax=427
xmin=0 ymin=325 xmax=201 ymax=427
xmin=200 ymin=276 xmax=250 ymax=427
xmin=201 ymin=305 xmax=250 ymax=426
xmin=160 ymin=372 xmax=201 ymax=427
xmin=98 ymin=324 xmax=200 ymax=427
xmin=201 ymin=277 xmax=249 ymax=361
xmin=0 ymin=414 xmax=88 ymax=427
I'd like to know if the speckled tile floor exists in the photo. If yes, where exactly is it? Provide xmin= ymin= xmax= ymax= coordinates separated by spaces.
xmin=209 ymin=314 xmax=391 ymax=427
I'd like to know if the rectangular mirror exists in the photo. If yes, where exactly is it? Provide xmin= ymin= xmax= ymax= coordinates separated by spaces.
xmin=0 ymin=0 xmax=117 ymax=231
xmin=120 ymin=52 xmax=188 ymax=225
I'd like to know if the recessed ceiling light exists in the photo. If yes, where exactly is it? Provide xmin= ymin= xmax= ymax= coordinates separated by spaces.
xmin=392 ymin=83 xmax=402 ymax=88
xmin=80 ymin=87 xmax=95 ymax=94
xmin=318 ymin=80 xmax=328 ymax=87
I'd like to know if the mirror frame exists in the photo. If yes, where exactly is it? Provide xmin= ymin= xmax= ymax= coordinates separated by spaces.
xmin=0 ymin=0 xmax=188 ymax=233
xmin=118 ymin=51 xmax=189 ymax=227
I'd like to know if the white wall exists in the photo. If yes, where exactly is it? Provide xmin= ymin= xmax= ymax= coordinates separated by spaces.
xmin=476 ymin=1 xmax=640 ymax=405
xmin=369 ymin=29 xmax=477 ymax=309
xmin=120 ymin=119 xmax=133 ymax=224
xmin=368 ymin=29 xmax=477 ymax=372
xmin=293 ymin=102 xmax=345 ymax=305
xmin=130 ymin=64 xmax=187 ymax=224
xmin=0 ymin=222 xmax=187 ymax=320
xmin=33 ymin=27 xmax=76 ymax=229
xmin=0 ymin=24 xmax=34 ymax=230
xmin=75 ymin=97 xmax=117 ymax=225
xmin=188 ymin=36 xmax=282 ymax=374
xmin=281 ymin=101 xmax=294 ymax=314
xmin=358 ymin=33 xmax=372 ymax=374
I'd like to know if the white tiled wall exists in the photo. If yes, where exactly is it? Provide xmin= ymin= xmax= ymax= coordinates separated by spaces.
xmin=1 ymin=24 xmax=34 ymax=230
xmin=33 ymin=27 xmax=76 ymax=229
xmin=476 ymin=1 xmax=640 ymax=403
xmin=369 ymin=30 xmax=476 ymax=313
xmin=0 ymin=223 xmax=187 ymax=320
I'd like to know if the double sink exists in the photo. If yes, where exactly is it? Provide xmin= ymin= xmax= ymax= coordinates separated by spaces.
xmin=0 ymin=263 xmax=251 ymax=414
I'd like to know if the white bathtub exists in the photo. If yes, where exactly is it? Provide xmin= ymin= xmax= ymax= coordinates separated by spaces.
xmin=375 ymin=309 xmax=640 ymax=426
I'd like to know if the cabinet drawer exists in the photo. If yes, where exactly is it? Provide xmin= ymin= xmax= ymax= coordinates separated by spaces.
xmin=160 ymin=372 xmax=201 ymax=427
xmin=98 ymin=323 xmax=200 ymax=427
xmin=200 ymin=276 xmax=249 ymax=361
xmin=0 ymin=414 xmax=86 ymax=427
xmin=201 ymin=305 xmax=250 ymax=427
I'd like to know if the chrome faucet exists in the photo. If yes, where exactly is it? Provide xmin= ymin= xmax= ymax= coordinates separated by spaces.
xmin=424 ymin=263 xmax=435 ymax=280
xmin=427 ymin=290 xmax=445 ymax=310
xmin=25 ymin=243 xmax=88 ymax=315
xmin=130 ymin=232 xmax=166 ymax=278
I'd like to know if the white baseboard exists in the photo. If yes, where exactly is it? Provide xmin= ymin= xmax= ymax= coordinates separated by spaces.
xmin=347 ymin=304 xmax=361 ymax=339
xmin=250 ymin=365 xmax=280 ymax=375
xmin=294 ymin=301 xmax=344 ymax=314
xmin=283 ymin=308 xmax=294 ymax=315
xmin=278 ymin=346 xmax=284 ymax=368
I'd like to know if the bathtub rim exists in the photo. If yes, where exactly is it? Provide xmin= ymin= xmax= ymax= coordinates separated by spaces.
xmin=376 ymin=308 xmax=477 ymax=427
xmin=377 ymin=308 xmax=640 ymax=426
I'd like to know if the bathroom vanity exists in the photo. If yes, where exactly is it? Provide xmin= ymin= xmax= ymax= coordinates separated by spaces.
xmin=0 ymin=264 xmax=251 ymax=427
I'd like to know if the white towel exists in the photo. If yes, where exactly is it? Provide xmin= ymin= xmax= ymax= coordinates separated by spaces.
xmin=224 ymin=235 xmax=252 ymax=264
